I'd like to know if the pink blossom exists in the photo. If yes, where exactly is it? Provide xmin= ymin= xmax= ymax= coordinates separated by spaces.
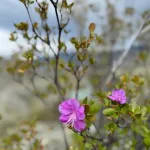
xmin=59 ymin=98 xmax=86 ymax=132
xmin=108 ymin=89 xmax=127 ymax=104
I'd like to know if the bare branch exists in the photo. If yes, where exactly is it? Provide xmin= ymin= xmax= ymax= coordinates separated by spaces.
xmin=104 ymin=20 xmax=146 ymax=86
xmin=24 ymin=5 xmax=47 ymax=43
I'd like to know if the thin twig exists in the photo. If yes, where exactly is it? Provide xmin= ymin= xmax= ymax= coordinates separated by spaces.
xmin=35 ymin=0 xmax=57 ymax=56
xmin=75 ymin=77 xmax=80 ymax=99
xmin=80 ymin=132 xmax=104 ymax=142
xmin=49 ymin=1 xmax=69 ymax=149
xmin=104 ymin=20 xmax=146 ymax=86
xmin=49 ymin=0 xmax=65 ymax=100
xmin=24 ymin=4 xmax=48 ymax=44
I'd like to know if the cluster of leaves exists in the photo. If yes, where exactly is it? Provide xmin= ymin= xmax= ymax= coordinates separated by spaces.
xmin=71 ymin=70 xmax=150 ymax=149
xmin=7 ymin=0 xmax=98 ymax=102
xmin=82 ymin=97 xmax=101 ymax=127
xmin=0 ymin=120 xmax=44 ymax=150
xmin=70 ymin=94 xmax=149 ymax=149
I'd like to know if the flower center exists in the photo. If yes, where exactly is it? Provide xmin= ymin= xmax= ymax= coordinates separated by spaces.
xmin=117 ymin=94 xmax=122 ymax=101
xmin=66 ymin=112 xmax=76 ymax=127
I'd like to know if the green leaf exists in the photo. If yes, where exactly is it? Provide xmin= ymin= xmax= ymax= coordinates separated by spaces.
xmin=134 ymin=106 xmax=141 ymax=115
xmin=3 ymin=137 xmax=12 ymax=145
xmin=89 ymin=103 xmax=101 ymax=114
xmin=103 ymin=98 xmax=111 ymax=106
xmin=11 ymin=134 xmax=21 ymax=142
xmin=59 ymin=63 xmax=64 ymax=68
xmin=141 ymin=106 xmax=147 ymax=117
xmin=82 ymin=97 xmax=88 ymax=104
xmin=33 ymin=139 xmax=40 ymax=148
xmin=141 ymin=126 xmax=150 ymax=135
xmin=68 ymin=2 xmax=74 ymax=10
xmin=59 ymin=42 xmax=67 ymax=52
xmin=103 ymin=108 xmax=116 ymax=116
xmin=129 ymin=102 xmax=138 ymax=113
xmin=70 ymin=37 xmax=78 ymax=44
xmin=89 ymin=58 xmax=95 ymax=64
xmin=144 ymin=137 xmax=150 ymax=146
xmin=29 ymin=0 xmax=34 ymax=4
xmin=84 ymin=104 xmax=90 ymax=114
xmin=129 ymin=102 xmax=147 ymax=117
xmin=121 ymin=104 xmax=129 ymax=114
xmin=77 ymin=54 xmax=83 ymax=61
xmin=138 ymin=51 xmax=148 ymax=61
xmin=68 ymin=61 xmax=74 ymax=68
xmin=9 ymin=32 xmax=17 ymax=41
xmin=22 ymin=50 xmax=33 ymax=60
xmin=86 ymin=114 xmax=95 ymax=122
xmin=7 ymin=67 xmax=15 ymax=74
xmin=14 ymin=22 xmax=28 ymax=31
xmin=19 ymin=0 xmax=25 ymax=3
xmin=89 ymin=23 xmax=96 ymax=32
xmin=105 ymin=122 xmax=117 ymax=132
xmin=85 ymin=143 xmax=92 ymax=149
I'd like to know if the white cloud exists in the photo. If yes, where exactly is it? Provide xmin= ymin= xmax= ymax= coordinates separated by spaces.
xmin=0 ymin=29 xmax=18 ymax=57
xmin=0 ymin=0 xmax=150 ymax=57
xmin=0 ymin=29 xmax=75 ymax=58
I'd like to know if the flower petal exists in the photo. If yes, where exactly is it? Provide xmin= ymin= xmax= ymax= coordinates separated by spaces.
xmin=59 ymin=114 xmax=70 ymax=123
xmin=108 ymin=89 xmax=127 ymax=104
xmin=68 ymin=98 xmax=80 ymax=109
xmin=74 ymin=120 xmax=86 ymax=132
xmin=77 ymin=106 xmax=85 ymax=120
xmin=108 ymin=95 xmax=116 ymax=101
xmin=120 ymin=97 xmax=127 ymax=104
xmin=59 ymin=101 xmax=72 ymax=115
xmin=119 ymin=89 xmax=125 ymax=96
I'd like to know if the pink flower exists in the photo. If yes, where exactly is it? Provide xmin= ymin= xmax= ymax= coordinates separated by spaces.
xmin=108 ymin=89 xmax=127 ymax=104
xmin=58 ymin=98 xmax=86 ymax=132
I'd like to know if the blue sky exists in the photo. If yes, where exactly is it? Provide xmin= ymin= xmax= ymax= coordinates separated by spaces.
xmin=0 ymin=0 xmax=150 ymax=57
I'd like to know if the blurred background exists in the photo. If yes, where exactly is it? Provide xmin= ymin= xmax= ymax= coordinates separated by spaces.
xmin=0 ymin=0 xmax=150 ymax=149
